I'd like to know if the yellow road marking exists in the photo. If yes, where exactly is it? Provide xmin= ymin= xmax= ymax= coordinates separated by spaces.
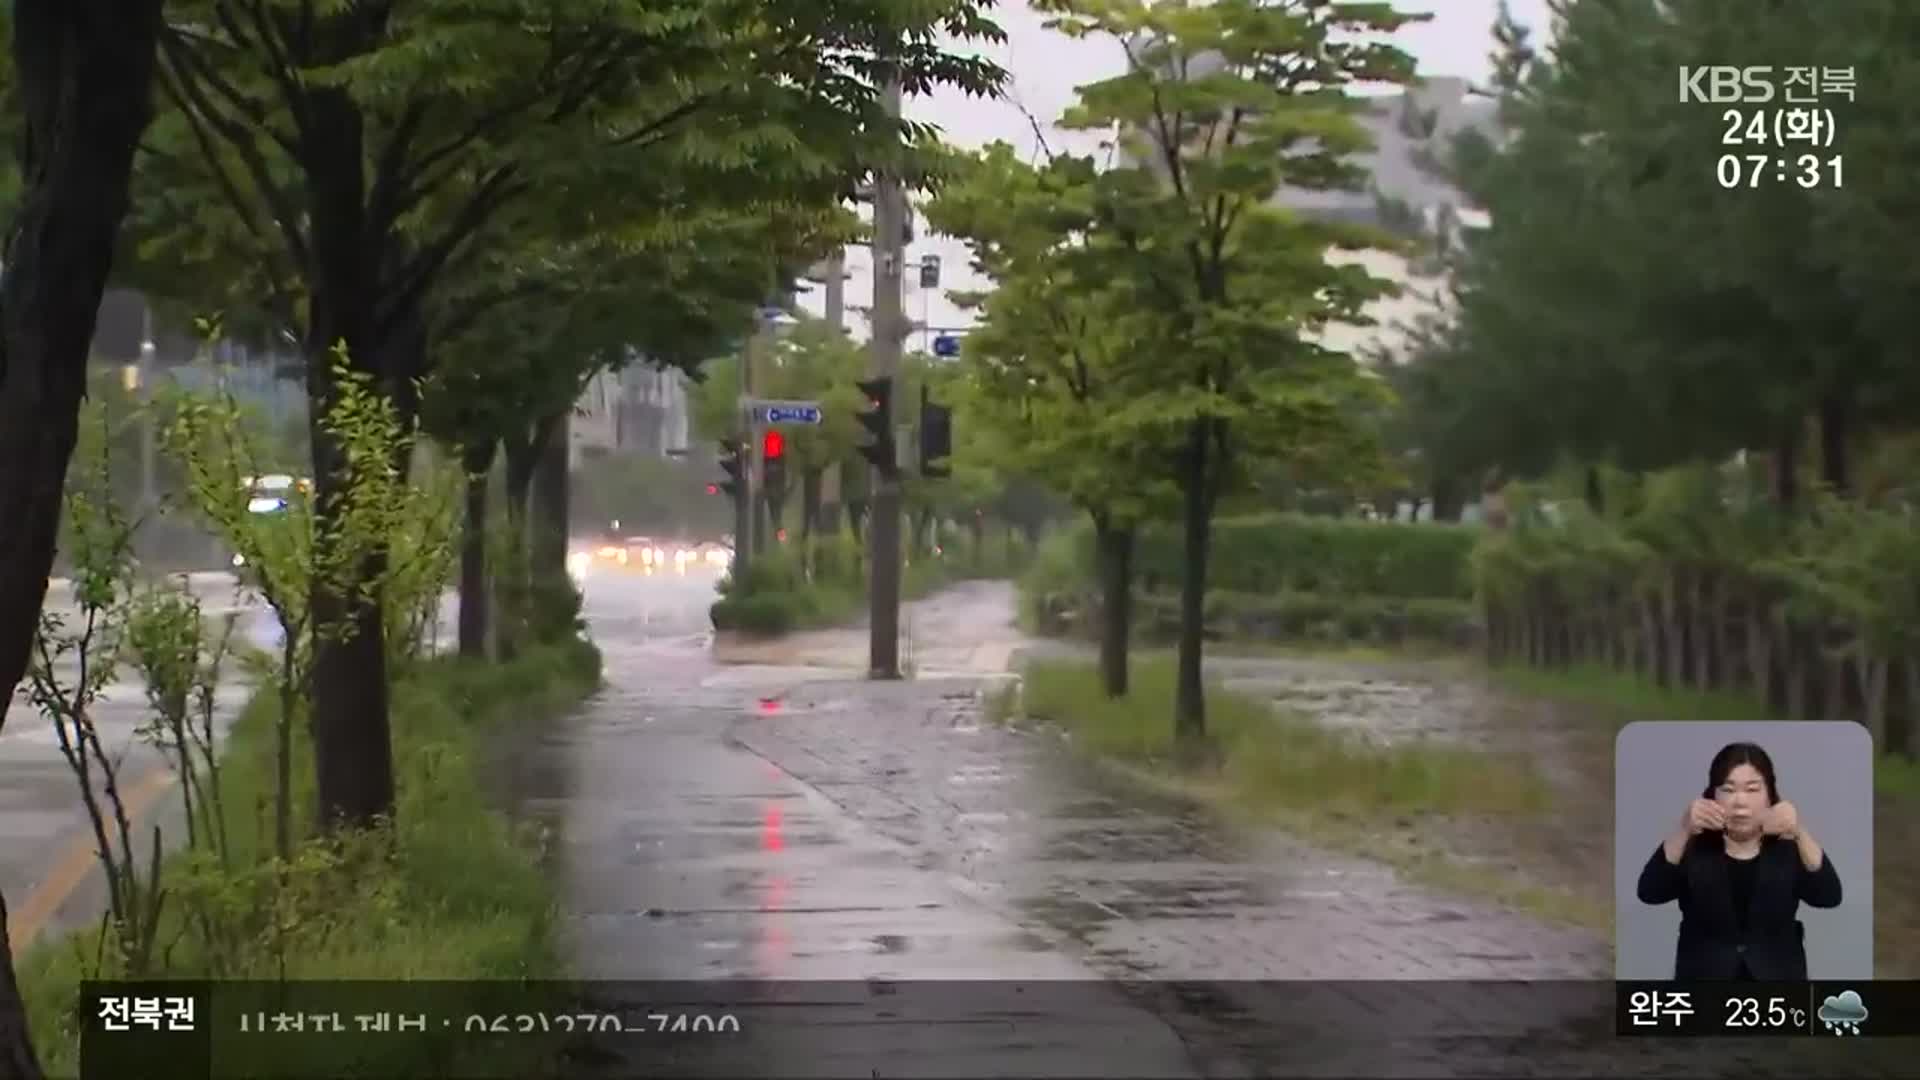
xmin=10 ymin=766 xmax=179 ymax=956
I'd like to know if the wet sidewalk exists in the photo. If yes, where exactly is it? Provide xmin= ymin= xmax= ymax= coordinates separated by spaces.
xmin=526 ymin=575 xmax=1909 ymax=1077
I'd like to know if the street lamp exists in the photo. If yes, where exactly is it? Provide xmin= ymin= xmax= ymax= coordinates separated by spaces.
xmin=136 ymin=330 xmax=156 ymax=510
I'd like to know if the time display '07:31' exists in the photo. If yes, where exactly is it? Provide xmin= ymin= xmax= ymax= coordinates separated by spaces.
xmin=1717 ymin=153 xmax=1843 ymax=189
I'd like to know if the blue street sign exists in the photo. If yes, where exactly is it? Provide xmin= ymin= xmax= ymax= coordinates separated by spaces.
xmin=933 ymin=334 xmax=961 ymax=358
xmin=752 ymin=401 xmax=823 ymax=425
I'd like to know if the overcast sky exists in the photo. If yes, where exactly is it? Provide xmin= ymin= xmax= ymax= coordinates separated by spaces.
xmin=797 ymin=0 xmax=1555 ymax=343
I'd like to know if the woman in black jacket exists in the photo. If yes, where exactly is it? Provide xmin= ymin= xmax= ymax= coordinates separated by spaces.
xmin=1636 ymin=741 xmax=1842 ymax=981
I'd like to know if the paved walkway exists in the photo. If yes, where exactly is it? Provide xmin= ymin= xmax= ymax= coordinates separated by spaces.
xmin=524 ymin=575 xmax=1905 ymax=1077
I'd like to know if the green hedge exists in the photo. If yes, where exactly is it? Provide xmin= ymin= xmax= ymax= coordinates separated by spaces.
xmin=1473 ymin=473 xmax=1920 ymax=757
xmin=1050 ymin=513 xmax=1477 ymax=600
xmin=1032 ymin=587 xmax=1476 ymax=649
xmin=1020 ymin=514 xmax=1480 ymax=649
xmin=711 ymin=530 xmax=1024 ymax=637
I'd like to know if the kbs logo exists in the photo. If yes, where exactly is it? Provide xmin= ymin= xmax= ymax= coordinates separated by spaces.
xmin=1678 ymin=66 xmax=1775 ymax=104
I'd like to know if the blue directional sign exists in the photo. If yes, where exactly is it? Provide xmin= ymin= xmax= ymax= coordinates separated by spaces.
xmin=933 ymin=334 xmax=961 ymax=358
xmin=751 ymin=399 xmax=823 ymax=425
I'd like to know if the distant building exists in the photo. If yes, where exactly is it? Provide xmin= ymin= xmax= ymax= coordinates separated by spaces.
xmin=570 ymin=357 xmax=692 ymax=468
xmin=1276 ymin=77 xmax=1497 ymax=367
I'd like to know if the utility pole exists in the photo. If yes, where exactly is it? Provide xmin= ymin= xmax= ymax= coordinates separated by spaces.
xmin=823 ymin=248 xmax=846 ymax=333
xmin=138 ymin=303 xmax=156 ymax=513
xmin=735 ymin=323 xmax=758 ymax=574
xmin=866 ymin=76 xmax=906 ymax=680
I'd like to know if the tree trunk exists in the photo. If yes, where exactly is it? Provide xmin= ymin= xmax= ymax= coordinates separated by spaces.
xmin=1895 ymin=659 xmax=1918 ymax=760
xmin=1785 ymin=622 xmax=1812 ymax=722
xmin=1766 ymin=610 xmax=1791 ymax=716
xmin=1093 ymin=515 xmax=1135 ymax=699
xmin=1745 ymin=606 xmax=1774 ymax=705
xmin=1859 ymin=650 xmax=1887 ymax=748
xmin=0 ymin=9 xmax=164 ymax=1068
xmin=1659 ymin=572 xmax=1685 ymax=688
xmin=530 ymin=410 xmax=570 ymax=587
xmin=497 ymin=428 xmax=542 ymax=662
xmin=1712 ymin=584 xmax=1739 ymax=692
xmin=504 ymin=432 xmax=538 ymax=521
xmin=1640 ymin=596 xmax=1662 ymax=683
xmin=1818 ymin=393 xmax=1850 ymax=496
xmin=1770 ymin=425 xmax=1800 ymax=508
xmin=1583 ymin=465 xmax=1604 ymax=514
xmin=457 ymin=440 xmax=495 ymax=659
xmin=306 ymin=359 xmax=398 ymax=830
xmin=800 ymin=466 xmax=823 ymax=542
xmin=1174 ymin=419 xmax=1213 ymax=745
xmin=1688 ymin=574 xmax=1712 ymax=690
xmin=1820 ymin=645 xmax=1848 ymax=724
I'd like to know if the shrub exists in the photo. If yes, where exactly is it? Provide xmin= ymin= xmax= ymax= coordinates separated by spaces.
xmin=711 ymin=592 xmax=803 ymax=636
xmin=1021 ymin=518 xmax=1478 ymax=648
xmin=1120 ymin=513 xmax=1478 ymax=600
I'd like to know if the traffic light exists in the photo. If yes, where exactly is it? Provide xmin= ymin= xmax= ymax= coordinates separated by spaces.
xmin=855 ymin=376 xmax=895 ymax=477
xmin=919 ymin=254 xmax=941 ymax=289
xmin=717 ymin=439 xmax=745 ymax=498
xmin=919 ymin=387 xmax=952 ymax=479
xmin=761 ymin=428 xmax=787 ymax=495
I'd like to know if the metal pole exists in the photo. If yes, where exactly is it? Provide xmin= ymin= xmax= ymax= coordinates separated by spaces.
xmin=823 ymin=248 xmax=846 ymax=334
xmin=139 ymin=303 xmax=156 ymax=513
xmin=867 ymin=77 xmax=906 ymax=680
xmin=735 ymin=325 xmax=758 ymax=580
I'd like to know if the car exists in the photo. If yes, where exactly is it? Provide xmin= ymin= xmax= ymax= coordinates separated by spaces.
xmin=229 ymin=473 xmax=309 ymax=567
xmin=622 ymin=536 xmax=672 ymax=568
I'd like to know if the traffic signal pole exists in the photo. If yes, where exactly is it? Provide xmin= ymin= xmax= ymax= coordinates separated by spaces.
xmin=866 ymin=75 xmax=906 ymax=680
xmin=735 ymin=320 xmax=758 ymax=579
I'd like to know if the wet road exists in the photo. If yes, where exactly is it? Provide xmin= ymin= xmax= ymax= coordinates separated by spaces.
xmin=516 ymin=573 xmax=1910 ymax=1077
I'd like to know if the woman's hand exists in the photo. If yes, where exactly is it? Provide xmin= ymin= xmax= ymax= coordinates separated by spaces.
xmin=1762 ymin=800 xmax=1800 ymax=839
xmin=1685 ymin=798 xmax=1726 ymax=835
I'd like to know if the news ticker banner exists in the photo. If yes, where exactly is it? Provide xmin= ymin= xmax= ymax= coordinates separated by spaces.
xmin=79 ymin=979 xmax=1920 ymax=1080
xmin=1615 ymin=981 xmax=1917 ymax=1038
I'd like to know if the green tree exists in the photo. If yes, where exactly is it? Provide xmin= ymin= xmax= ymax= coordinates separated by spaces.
xmin=0 ymin=5 xmax=167 ymax=1072
xmin=141 ymin=0 xmax=1006 ymax=826
xmin=1035 ymin=0 xmax=1422 ymax=742
xmin=422 ymin=190 xmax=848 ymax=657
xmin=1410 ymin=0 xmax=1920 ymax=514
xmin=926 ymin=142 xmax=1182 ymax=697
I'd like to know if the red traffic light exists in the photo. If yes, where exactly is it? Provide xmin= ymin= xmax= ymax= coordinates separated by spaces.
xmin=762 ymin=429 xmax=785 ymax=460
xmin=706 ymin=483 xmax=719 ymax=495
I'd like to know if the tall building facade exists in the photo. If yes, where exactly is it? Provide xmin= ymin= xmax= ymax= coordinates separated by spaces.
xmin=569 ymin=358 xmax=693 ymax=468
xmin=1277 ymin=77 xmax=1495 ymax=367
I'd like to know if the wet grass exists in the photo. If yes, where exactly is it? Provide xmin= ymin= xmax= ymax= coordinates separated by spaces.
xmin=1204 ymin=640 xmax=1467 ymax=665
xmin=1016 ymin=656 xmax=1551 ymax=820
xmin=16 ymin=639 xmax=602 ymax=1077
xmin=1489 ymin=661 xmax=1920 ymax=799
xmin=1487 ymin=660 xmax=1920 ymax=972
xmin=1004 ymin=656 xmax=1623 ymax=932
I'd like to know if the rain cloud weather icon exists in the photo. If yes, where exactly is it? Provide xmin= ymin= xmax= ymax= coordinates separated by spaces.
xmin=1818 ymin=990 xmax=1868 ymax=1035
